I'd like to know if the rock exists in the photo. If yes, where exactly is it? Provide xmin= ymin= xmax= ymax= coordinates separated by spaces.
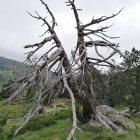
xmin=56 ymin=103 xmax=66 ymax=108
xmin=120 ymin=107 xmax=130 ymax=113
xmin=136 ymin=112 xmax=140 ymax=115
xmin=122 ymin=113 xmax=131 ymax=119
xmin=108 ymin=114 xmax=136 ymax=129
xmin=98 ymin=105 xmax=117 ymax=115
xmin=97 ymin=105 xmax=136 ymax=130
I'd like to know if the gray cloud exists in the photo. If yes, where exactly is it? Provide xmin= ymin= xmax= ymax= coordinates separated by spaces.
xmin=0 ymin=0 xmax=140 ymax=61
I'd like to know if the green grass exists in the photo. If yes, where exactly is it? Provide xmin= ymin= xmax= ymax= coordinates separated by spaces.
xmin=13 ymin=119 xmax=71 ymax=140
xmin=0 ymin=102 xmax=29 ymax=119
xmin=13 ymin=118 xmax=140 ymax=140
xmin=0 ymin=101 xmax=140 ymax=140
xmin=12 ymin=110 xmax=140 ymax=140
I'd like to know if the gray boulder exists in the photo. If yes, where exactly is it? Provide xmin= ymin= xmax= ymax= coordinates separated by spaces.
xmin=108 ymin=114 xmax=136 ymax=129
xmin=97 ymin=105 xmax=136 ymax=130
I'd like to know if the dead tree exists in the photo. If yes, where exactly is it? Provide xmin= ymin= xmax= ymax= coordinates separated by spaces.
xmin=5 ymin=0 xmax=125 ymax=139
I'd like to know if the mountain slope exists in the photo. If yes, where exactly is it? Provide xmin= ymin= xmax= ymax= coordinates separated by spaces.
xmin=0 ymin=56 xmax=25 ymax=88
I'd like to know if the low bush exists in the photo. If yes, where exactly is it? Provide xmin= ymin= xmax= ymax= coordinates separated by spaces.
xmin=52 ymin=109 xmax=72 ymax=120
xmin=20 ymin=109 xmax=71 ymax=134
xmin=0 ymin=118 xmax=7 ymax=126
xmin=20 ymin=115 xmax=56 ymax=133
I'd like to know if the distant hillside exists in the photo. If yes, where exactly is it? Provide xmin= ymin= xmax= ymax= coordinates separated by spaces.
xmin=0 ymin=56 xmax=25 ymax=71
xmin=0 ymin=56 xmax=25 ymax=88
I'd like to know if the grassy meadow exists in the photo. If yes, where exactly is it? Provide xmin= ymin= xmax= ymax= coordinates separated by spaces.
xmin=0 ymin=99 xmax=140 ymax=140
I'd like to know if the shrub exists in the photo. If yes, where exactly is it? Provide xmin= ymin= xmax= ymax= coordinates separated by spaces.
xmin=20 ymin=109 xmax=71 ymax=134
xmin=52 ymin=109 xmax=71 ymax=120
xmin=21 ymin=115 xmax=56 ymax=133
xmin=0 ymin=118 xmax=7 ymax=126
xmin=0 ymin=117 xmax=7 ymax=134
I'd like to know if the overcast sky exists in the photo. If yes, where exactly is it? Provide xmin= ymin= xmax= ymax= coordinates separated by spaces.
xmin=0 ymin=0 xmax=140 ymax=61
